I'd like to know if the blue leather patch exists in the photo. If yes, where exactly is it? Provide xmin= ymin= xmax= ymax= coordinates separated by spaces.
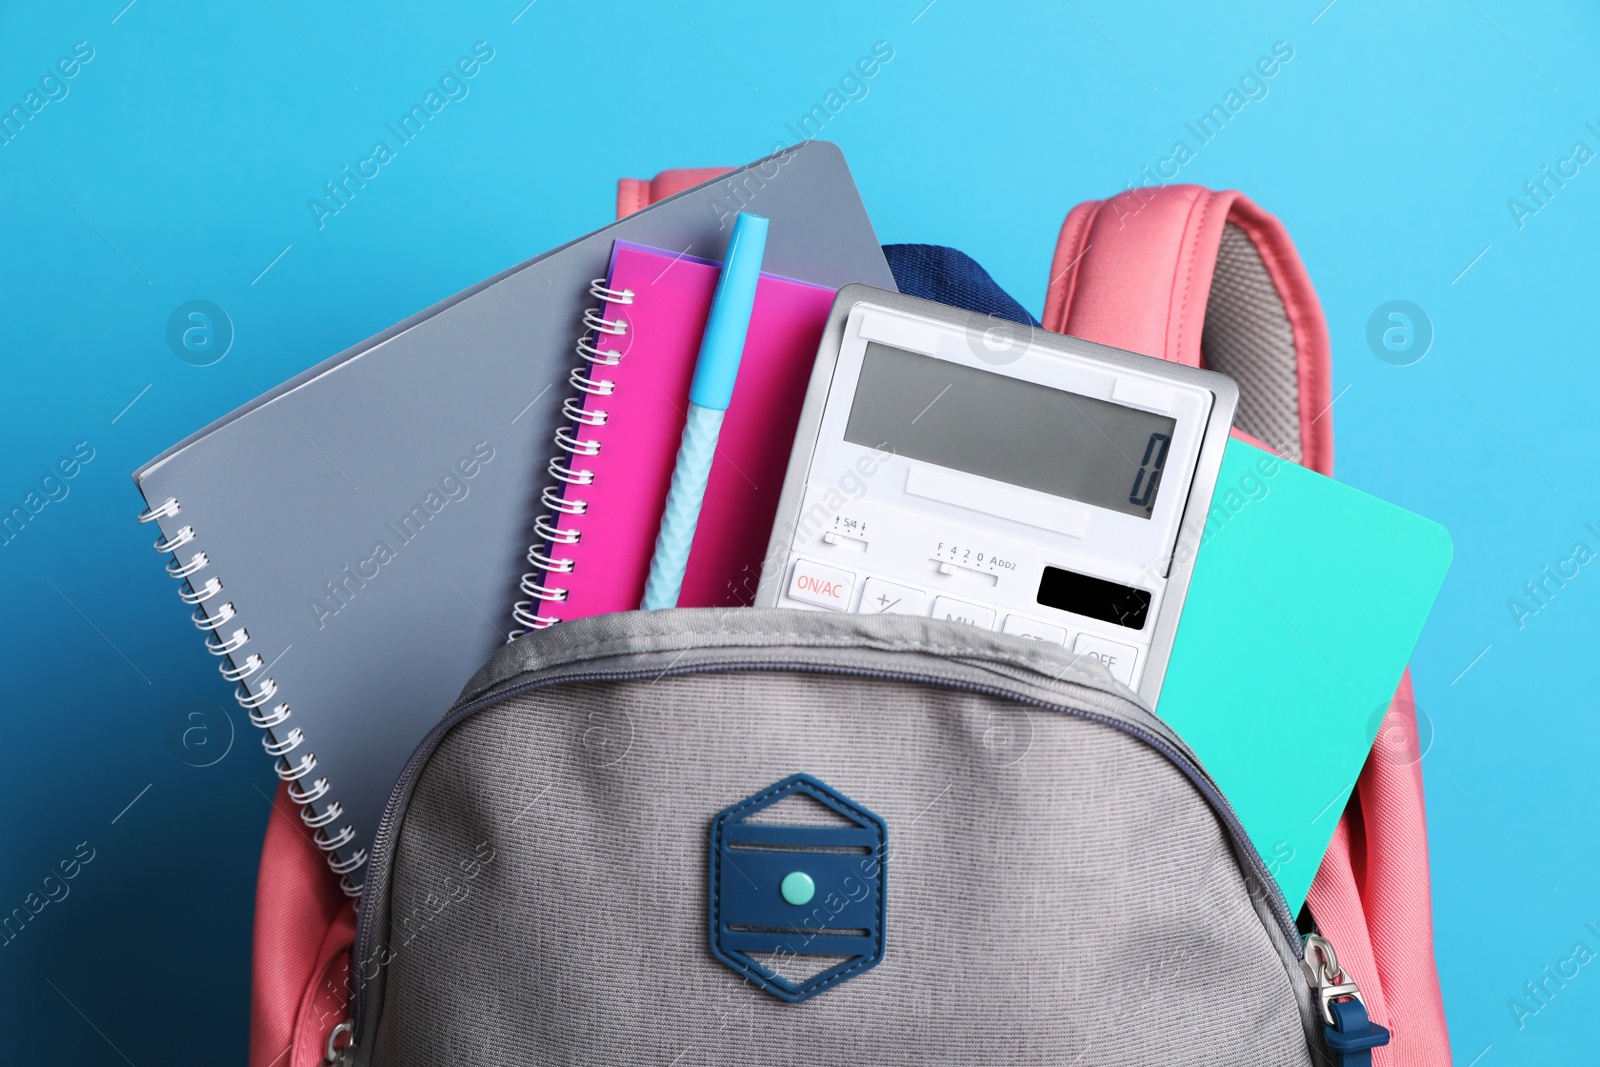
xmin=708 ymin=774 xmax=887 ymax=1002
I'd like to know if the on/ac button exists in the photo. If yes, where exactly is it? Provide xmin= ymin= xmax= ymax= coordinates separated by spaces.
xmin=786 ymin=558 xmax=856 ymax=612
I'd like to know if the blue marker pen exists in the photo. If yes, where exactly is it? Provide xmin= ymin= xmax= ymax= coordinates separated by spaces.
xmin=641 ymin=211 xmax=769 ymax=610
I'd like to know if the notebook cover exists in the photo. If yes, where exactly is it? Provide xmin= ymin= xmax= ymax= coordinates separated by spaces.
xmin=1158 ymin=439 xmax=1453 ymax=913
xmin=131 ymin=141 xmax=894 ymax=872
xmin=547 ymin=242 xmax=836 ymax=618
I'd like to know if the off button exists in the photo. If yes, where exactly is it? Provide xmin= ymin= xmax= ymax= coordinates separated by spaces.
xmin=1073 ymin=633 xmax=1138 ymax=686
xmin=786 ymin=557 xmax=856 ymax=612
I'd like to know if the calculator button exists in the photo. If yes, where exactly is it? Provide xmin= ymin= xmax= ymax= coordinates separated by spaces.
xmin=931 ymin=596 xmax=997 ymax=630
xmin=1002 ymin=614 xmax=1068 ymax=645
xmin=857 ymin=578 xmax=926 ymax=617
xmin=786 ymin=558 xmax=855 ymax=611
xmin=1073 ymin=633 xmax=1138 ymax=686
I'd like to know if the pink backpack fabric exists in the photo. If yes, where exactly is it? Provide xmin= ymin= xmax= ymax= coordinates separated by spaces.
xmin=248 ymin=169 xmax=1450 ymax=1067
xmin=1043 ymin=185 xmax=1450 ymax=1066
xmin=250 ymin=785 xmax=356 ymax=1067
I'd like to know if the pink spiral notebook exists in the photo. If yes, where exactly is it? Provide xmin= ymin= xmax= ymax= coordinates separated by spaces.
xmin=516 ymin=241 xmax=835 ymax=627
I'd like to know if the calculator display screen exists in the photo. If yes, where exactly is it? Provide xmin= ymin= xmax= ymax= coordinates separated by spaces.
xmin=843 ymin=343 xmax=1179 ymax=518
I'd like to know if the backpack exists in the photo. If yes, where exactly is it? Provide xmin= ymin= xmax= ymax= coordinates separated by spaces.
xmin=246 ymin=171 xmax=1448 ymax=1067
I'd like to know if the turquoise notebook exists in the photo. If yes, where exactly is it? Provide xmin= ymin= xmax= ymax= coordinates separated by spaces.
xmin=1158 ymin=440 xmax=1453 ymax=914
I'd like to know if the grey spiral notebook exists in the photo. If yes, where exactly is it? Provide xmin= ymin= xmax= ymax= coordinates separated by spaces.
xmin=132 ymin=142 xmax=894 ymax=892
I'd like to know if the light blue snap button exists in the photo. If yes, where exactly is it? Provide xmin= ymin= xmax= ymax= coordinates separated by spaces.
xmin=780 ymin=870 xmax=815 ymax=906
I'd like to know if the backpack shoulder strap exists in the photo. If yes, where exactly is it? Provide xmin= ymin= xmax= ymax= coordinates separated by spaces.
xmin=1045 ymin=184 xmax=1454 ymax=1065
xmin=616 ymin=167 xmax=733 ymax=219
xmin=1043 ymin=185 xmax=1334 ymax=476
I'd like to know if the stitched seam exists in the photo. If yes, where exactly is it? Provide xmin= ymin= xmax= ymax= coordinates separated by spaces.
xmin=617 ymin=179 xmax=645 ymax=218
xmin=1173 ymin=190 xmax=1213 ymax=366
xmin=1161 ymin=191 xmax=1197 ymax=362
xmin=1046 ymin=199 xmax=1106 ymax=333
xmin=1227 ymin=211 xmax=1304 ymax=456
xmin=1222 ymin=205 xmax=1314 ymax=465
xmin=477 ymin=625 xmax=1109 ymax=704
xmin=1231 ymin=208 xmax=1328 ymax=474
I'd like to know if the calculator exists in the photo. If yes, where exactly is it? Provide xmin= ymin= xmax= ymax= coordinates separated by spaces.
xmin=755 ymin=286 xmax=1238 ymax=703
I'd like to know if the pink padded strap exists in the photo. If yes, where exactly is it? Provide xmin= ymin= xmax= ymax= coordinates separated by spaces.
xmin=1043 ymin=186 xmax=1333 ymax=476
xmin=617 ymin=167 xmax=732 ymax=219
xmin=1044 ymin=183 xmax=1448 ymax=1066
xmin=1308 ymin=674 xmax=1452 ymax=1066
xmin=1044 ymin=186 xmax=1220 ymax=369
xmin=249 ymin=782 xmax=352 ymax=1067
xmin=287 ymin=905 xmax=357 ymax=1067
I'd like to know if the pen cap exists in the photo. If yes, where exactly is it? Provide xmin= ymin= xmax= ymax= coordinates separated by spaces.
xmin=689 ymin=212 xmax=769 ymax=411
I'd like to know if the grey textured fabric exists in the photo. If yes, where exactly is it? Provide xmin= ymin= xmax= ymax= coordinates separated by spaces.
xmin=353 ymin=609 xmax=1314 ymax=1066
xmin=1202 ymin=222 xmax=1303 ymax=462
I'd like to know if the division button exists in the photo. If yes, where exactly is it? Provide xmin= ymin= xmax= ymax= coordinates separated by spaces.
xmin=786 ymin=558 xmax=856 ymax=611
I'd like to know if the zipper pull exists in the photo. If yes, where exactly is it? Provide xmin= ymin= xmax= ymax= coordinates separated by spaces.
xmin=1301 ymin=934 xmax=1391 ymax=1067
xmin=323 ymin=1020 xmax=355 ymax=1067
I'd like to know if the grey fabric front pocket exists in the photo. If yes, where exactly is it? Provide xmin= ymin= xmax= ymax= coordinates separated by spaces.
xmin=350 ymin=609 xmax=1315 ymax=1066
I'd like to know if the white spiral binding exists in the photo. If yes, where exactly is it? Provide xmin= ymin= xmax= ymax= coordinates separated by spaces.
xmin=301 ymin=801 xmax=343 ymax=828
xmin=547 ymin=456 xmax=595 ymax=486
xmin=219 ymin=654 xmax=263 ymax=682
xmin=288 ymin=776 xmax=330 ymax=806
xmin=141 ymin=495 xmax=367 ymax=898
xmin=509 ymin=279 xmax=634 ymax=639
xmin=541 ymin=485 xmax=586 ymax=515
xmin=178 ymin=577 xmax=223 ymax=605
xmin=205 ymin=627 xmax=249 ymax=655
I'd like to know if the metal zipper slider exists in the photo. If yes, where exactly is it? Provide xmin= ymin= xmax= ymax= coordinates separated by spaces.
xmin=1301 ymin=934 xmax=1391 ymax=1066
xmin=323 ymin=1020 xmax=355 ymax=1066
xmin=1302 ymin=934 xmax=1363 ymax=1022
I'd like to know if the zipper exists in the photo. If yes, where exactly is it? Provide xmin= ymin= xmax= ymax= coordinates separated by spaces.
xmin=348 ymin=649 xmax=1304 ymax=1056
xmin=1301 ymin=934 xmax=1363 ymax=1024
xmin=1302 ymin=932 xmax=1392 ymax=1063
xmin=323 ymin=1020 xmax=354 ymax=1067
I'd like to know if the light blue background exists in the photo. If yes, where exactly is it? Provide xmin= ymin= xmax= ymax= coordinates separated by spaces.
xmin=1 ymin=1 xmax=1594 ymax=1062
